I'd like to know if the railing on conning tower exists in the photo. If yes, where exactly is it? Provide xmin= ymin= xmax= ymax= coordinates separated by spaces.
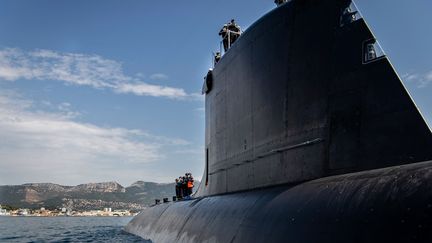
xmin=223 ymin=29 xmax=242 ymax=52
xmin=212 ymin=29 xmax=243 ymax=68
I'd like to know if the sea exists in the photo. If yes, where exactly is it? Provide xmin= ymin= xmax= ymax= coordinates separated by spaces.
xmin=0 ymin=216 xmax=150 ymax=243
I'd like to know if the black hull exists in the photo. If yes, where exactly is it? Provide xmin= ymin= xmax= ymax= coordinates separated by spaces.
xmin=126 ymin=0 xmax=432 ymax=241
xmin=197 ymin=0 xmax=432 ymax=197
xmin=126 ymin=160 xmax=432 ymax=242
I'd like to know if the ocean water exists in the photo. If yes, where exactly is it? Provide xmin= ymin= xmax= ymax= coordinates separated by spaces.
xmin=0 ymin=216 xmax=149 ymax=243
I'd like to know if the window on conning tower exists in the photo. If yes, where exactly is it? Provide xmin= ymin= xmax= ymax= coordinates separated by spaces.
xmin=363 ymin=38 xmax=386 ymax=64
xmin=340 ymin=2 xmax=362 ymax=27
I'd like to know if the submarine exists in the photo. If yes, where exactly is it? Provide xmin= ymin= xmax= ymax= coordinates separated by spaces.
xmin=125 ymin=0 xmax=432 ymax=242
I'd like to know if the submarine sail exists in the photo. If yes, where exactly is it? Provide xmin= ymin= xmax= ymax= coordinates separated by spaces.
xmin=126 ymin=0 xmax=432 ymax=242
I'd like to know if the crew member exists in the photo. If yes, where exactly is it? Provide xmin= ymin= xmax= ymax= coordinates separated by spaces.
xmin=181 ymin=176 xmax=187 ymax=198
xmin=178 ymin=177 xmax=184 ymax=199
xmin=214 ymin=52 xmax=221 ymax=64
xmin=219 ymin=23 xmax=229 ymax=52
xmin=183 ymin=174 xmax=190 ymax=198
xmin=187 ymin=173 xmax=194 ymax=196
xmin=227 ymin=19 xmax=241 ymax=47
xmin=175 ymin=178 xmax=180 ymax=199
xmin=219 ymin=19 xmax=241 ymax=52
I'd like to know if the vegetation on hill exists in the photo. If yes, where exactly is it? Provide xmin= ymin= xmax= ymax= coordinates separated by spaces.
xmin=0 ymin=181 xmax=184 ymax=211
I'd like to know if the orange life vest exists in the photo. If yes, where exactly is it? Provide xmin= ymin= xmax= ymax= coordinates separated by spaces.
xmin=187 ymin=181 xmax=193 ymax=188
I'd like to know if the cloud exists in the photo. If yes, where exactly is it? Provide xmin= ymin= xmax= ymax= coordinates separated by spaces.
xmin=403 ymin=71 xmax=432 ymax=88
xmin=0 ymin=91 xmax=192 ymax=185
xmin=0 ymin=48 xmax=193 ymax=99
xmin=174 ymin=147 xmax=205 ymax=155
xmin=150 ymin=73 xmax=169 ymax=81
xmin=116 ymin=82 xmax=187 ymax=98
xmin=426 ymin=71 xmax=432 ymax=82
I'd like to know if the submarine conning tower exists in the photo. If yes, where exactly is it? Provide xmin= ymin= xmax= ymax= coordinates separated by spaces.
xmin=197 ymin=0 xmax=432 ymax=197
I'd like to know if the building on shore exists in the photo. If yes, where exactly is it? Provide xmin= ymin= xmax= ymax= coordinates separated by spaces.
xmin=1 ymin=205 xmax=133 ymax=217
xmin=0 ymin=205 xmax=9 ymax=216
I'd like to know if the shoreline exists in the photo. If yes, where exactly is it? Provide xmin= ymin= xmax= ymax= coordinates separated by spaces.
xmin=0 ymin=215 xmax=136 ymax=218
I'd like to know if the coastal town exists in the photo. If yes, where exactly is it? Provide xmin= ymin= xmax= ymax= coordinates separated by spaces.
xmin=0 ymin=205 xmax=135 ymax=217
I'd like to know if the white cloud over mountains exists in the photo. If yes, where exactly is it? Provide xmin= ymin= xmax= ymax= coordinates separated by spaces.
xmin=0 ymin=48 xmax=193 ymax=99
xmin=0 ymin=92 xmax=191 ymax=185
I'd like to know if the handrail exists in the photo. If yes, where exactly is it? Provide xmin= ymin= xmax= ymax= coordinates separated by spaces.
xmin=220 ymin=29 xmax=243 ymax=53
xmin=212 ymin=27 xmax=243 ymax=68
xmin=213 ymin=29 xmax=243 ymax=67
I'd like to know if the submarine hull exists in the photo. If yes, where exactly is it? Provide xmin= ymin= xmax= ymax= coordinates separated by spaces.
xmin=125 ymin=160 xmax=432 ymax=242
xmin=126 ymin=0 xmax=432 ymax=241
xmin=197 ymin=0 xmax=432 ymax=197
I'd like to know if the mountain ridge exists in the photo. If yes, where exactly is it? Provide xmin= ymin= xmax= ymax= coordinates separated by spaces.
xmin=0 ymin=181 xmax=180 ymax=211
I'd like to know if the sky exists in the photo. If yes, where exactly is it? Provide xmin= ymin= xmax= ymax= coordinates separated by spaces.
xmin=0 ymin=0 xmax=431 ymax=186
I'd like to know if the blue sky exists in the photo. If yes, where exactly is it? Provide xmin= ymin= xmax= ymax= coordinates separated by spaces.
xmin=0 ymin=0 xmax=430 ymax=186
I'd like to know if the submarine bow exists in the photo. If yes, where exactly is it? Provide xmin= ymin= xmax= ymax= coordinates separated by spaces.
xmin=126 ymin=0 xmax=432 ymax=242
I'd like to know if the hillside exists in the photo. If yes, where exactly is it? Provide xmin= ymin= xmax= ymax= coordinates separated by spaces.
xmin=0 ymin=181 xmax=179 ymax=211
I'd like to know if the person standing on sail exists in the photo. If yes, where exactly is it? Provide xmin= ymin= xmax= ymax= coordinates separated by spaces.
xmin=219 ymin=23 xmax=229 ymax=52
xmin=227 ymin=19 xmax=241 ymax=46
xmin=219 ymin=19 xmax=241 ymax=52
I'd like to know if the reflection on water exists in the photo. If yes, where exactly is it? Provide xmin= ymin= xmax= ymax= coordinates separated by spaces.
xmin=0 ymin=216 xmax=150 ymax=243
